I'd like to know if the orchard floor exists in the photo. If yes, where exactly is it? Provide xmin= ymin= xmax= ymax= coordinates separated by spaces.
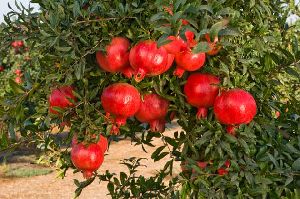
xmin=0 ymin=124 xmax=181 ymax=199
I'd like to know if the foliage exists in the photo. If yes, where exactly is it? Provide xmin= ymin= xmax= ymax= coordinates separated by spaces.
xmin=0 ymin=0 xmax=299 ymax=198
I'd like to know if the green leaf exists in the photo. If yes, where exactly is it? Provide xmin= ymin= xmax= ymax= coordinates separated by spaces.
xmin=292 ymin=158 xmax=300 ymax=171
xmin=192 ymin=42 xmax=210 ymax=53
xmin=9 ymin=79 xmax=25 ymax=94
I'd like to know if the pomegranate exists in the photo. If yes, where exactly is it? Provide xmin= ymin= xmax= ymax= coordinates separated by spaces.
xmin=96 ymin=37 xmax=130 ymax=73
xmin=174 ymin=31 xmax=206 ymax=77
xmin=205 ymin=33 xmax=221 ymax=56
xmin=121 ymin=65 xmax=135 ymax=79
xmin=71 ymin=137 xmax=104 ymax=179
xmin=0 ymin=66 xmax=4 ymax=72
xmin=184 ymin=73 xmax=220 ymax=119
xmin=224 ymin=160 xmax=231 ymax=168
xmin=101 ymin=83 xmax=141 ymax=134
xmin=11 ymin=40 xmax=24 ymax=48
xmin=98 ymin=135 xmax=108 ymax=153
xmin=135 ymin=93 xmax=169 ymax=132
xmin=163 ymin=36 xmax=187 ymax=55
xmin=214 ymin=88 xmax=257 ymax=135
xmin=217 ymin=168 xmax=229 ymax=176
xmin=197 ymin=161 xmax=207 ymax=169
xmin=129 ymin=40 xmax=174 ymax=82
xmin=15 ymin=76 xmax=22 ymax=84
xmin=49 ymin=86 xmax=76 ymax=114
xmin=15 ymin=69 xmax=22 ymax=76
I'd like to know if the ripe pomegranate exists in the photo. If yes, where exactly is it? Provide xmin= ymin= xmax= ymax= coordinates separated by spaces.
xmin=205 ymin=33 xmax=221 ymax=56
xmin=0 ymin=66 xmax=4 ymax=72
xmin=197 ymin=161 xmax=207 ymax=169
xmin=15 ymin=76 xmax=22 ymax=84
xmin=49 ymin=86 xmax=76 ymax=114
xmin=214 ymin=89 xmax=257 ymax=135
xmin=101 ymin=83 xmax=141 ymax=134
xmin=98 ymin=135 xmax=108 ymax=154
xmin=71 ymin=137 xmax=104 ymax=179
xmin=135 ymin=93 xmax=169 ymax=132
xmin=217 ymin=168 xmax=229 ymax=176
xmin=174 ymin=31 xmax=206 ymax=77
xmin=224 ymin=160 xmax=231 ymax=168
xmin=15 ymin=69 xmax=22 ymax=76
xmin=96 ymin=37 xmax=130 ymax=73
xmin=184 ymin=73 xmax=220 ymax=119
xmin=11 ymin=40 xmax=24 ymax=48
xmin=129 ymin=40 xmax=174 ymax=82
xmin=163 ymin=36 xmax=187 ymax=55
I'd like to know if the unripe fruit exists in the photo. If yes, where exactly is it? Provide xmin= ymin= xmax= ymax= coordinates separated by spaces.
xmin=214 ymin=89 xmax=257 ymax=135
xmin=71 ymin=137 xmax=104 ymax=179
xmin=96 ymin=37 xmax=130 ymax=74
xmin=135 ymin=93 xmax=169 ymax=132
xmin=184 ymin=73 xmax=220 ymax=119
xmin=49 ymin=86 xmax=76 ymax=114
xmin=101 ymin=83 xmax=141 ymax=134
xmin=129 ymin=40 xmax=174 ymax=82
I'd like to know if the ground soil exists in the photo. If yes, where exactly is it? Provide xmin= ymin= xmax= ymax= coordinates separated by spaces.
xmin=0 ymin=125 xmax=181 ymax=199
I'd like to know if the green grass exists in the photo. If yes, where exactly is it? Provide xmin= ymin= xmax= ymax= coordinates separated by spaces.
xmin=3 ymin=166 xmax=53 ymax=178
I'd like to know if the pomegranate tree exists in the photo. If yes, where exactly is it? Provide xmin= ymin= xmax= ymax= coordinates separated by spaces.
xmin=184 ymin=73 xmax=220 ymax=119
xmin=135 ymin=93 xmax=169 ymax=132
xmin=101 ymin=83 xmax=141 ymax=134
xmin=214 ymin=88 xmax=257 ymax=135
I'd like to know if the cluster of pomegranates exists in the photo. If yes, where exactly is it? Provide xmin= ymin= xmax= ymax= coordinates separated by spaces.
xmin=48 ymin=32 xmax=257 ymax=178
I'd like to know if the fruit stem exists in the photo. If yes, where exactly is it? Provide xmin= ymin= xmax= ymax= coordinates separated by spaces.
xmin=149 ymin=119 xmax=166 ymax=132
xmin=134 ymin=68 xmax=146 ymax=82
xmin=226 ymin=125 xmax=236 ymax=136
xmin=196 ymin=107 xmax=208 ymax=119
xmin=173 ymin=67 xmax=185 ymax=78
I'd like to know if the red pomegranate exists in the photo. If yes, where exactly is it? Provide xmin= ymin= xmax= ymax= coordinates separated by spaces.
xmin=15 ymin=69 xmax=22 ymax=76
xmin=11 ymin=40 xmax=24 ymax=48
xmin=217 ymin=168 xmax=229 ymax=176
xmin=184 ymin=73 xmax=220 ymax=119
xmin=214 ymin=89 xmax=257 ymax=135
xmin=163 ymin=36 xmax=187 ymax=55
xmin=0 ymin=66 xmax=4 ymax=72
xmin=49 ymin=86 xmax=76 ymax=114
xmin=15 ymin=76 xmax=22 ymax=84
xmin=135 ymin=93 xmax=169 ymax=132
xmin=129 ymin=40 xmax=174 ymax=82
xmin=101 ymin=83 xmax=141 ymax=134
xmin=71 ymin=137 xmax=104 ymax=179
xmin=205 ymin=33 xmax=221 ymax=56
xmin=174 ymin=31 xmax=206 ymax=78
xmin=98 ymin=135 xmax=108 ymax=153
xmin=96 ymin=37 xmax=130 ymax=73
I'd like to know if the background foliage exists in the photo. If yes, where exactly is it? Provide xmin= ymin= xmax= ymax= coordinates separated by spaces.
xmin=0 ymin=0 xmax=300 ymax=198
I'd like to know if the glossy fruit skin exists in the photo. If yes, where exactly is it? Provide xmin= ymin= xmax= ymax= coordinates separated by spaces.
xmin=129 ymin=40 xmax=174 ymax=82
xmin=0 ymin=66 xmax=4 ymax=72
xmin=96 ymin=37 xmax=130 ymax=73
xmin=163 ymin=36 xmax=187 ymax=55
xmin=135 ymin=93 xmax=169 ymax=132
xmin=174 ymin=31 xmax=206 ymax=78
xmin=101 ymin=83 xmax=141 ymax=133
xmin=184 ymin=73 xmax=220 ymax=119
xmin=49 ymin=86 xmax=76 ymax=114
xmin=214 ymin=89 xmax=257 ymax=134
xmin=71 ymin=137 xmax=104 ymax=179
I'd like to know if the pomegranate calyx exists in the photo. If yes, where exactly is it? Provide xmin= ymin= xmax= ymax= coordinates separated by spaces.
xmin=83 ymin=170 xmax=94 ymax=179
xmin=226 ymin=125 xmax=236 ymax=136
xmin=134 ymin=67 xmax=147 ymax=82
xmin=149 ymin=119 xmax=165 ymax=133
xmin=173 ymin=67 xmax=185 ymax=78
xmin=196 ymin=107 xmax=208 ymax=119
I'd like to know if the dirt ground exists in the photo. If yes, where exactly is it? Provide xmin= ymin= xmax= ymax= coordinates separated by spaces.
xmin=0 ymin=124 xmax=181 ymax=199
